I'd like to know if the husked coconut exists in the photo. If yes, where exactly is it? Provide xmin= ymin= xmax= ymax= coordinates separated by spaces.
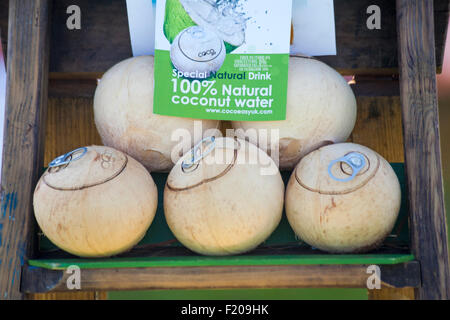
xmin=33 ymin=146 xmax=158 ymax=257
xmin=170 ymin=26 xmax=226 ymax=78
xmin=285 ymin=143 xmax=401 ymax=253
xmin=164 ymin=137 xmax=284 ymax=255
xmin=232 ymin=56 xmax=357 ymax=170
xmin=94 ymin=55 xmax=220 ymax=172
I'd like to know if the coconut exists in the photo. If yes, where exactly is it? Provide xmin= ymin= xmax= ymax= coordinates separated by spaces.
xmin=164 ymin=0 xmax=246 ymax=53
xmin=93 ymin=55 xmax=220 ymax=172
xmin=164 ymin=137 xmax=284 ymax=255
xmin=232 ymin=56 xmax=357 ymax=170
xmin=285 ymin=143 xmax=401 ymax=253
xmin=33 ymin=146 xmax=158 ymax=257
xmin=170 ymin=26 xmax=226 ymax=78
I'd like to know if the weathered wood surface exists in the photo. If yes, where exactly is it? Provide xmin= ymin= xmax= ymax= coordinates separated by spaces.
xmin=350 ymin=95 xmax=404 ymax=163
xmin=21 ymin=262 xmax=420 ymax=293
xmin=368 ymin=287 xmax=415 ymax=300
xmin=44 ymin=97 xmax=102 ymax=165
xmin=28 ymin=291 xmax=107 ymax=300
xmin=397 ymin=0 xmax=450 ymax=300
xmin=0 ymin=0 xmax=448 ymax=75
xmin=351 ymin=80 xmax=415 ymax=300
xmin=0 ymin=0 xmax=50 ymax=300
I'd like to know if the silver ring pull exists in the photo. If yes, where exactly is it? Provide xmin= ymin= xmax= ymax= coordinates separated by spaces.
xmin=48 ymin=147 xmax=88 ymax=168
xmin=182 ymin=136 xmax=216 ymax=171
xmin=328 ymin=152 xmax=366 ymax=182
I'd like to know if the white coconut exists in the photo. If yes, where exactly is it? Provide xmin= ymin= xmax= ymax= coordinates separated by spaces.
xmin=232 ymin=56 xmax=357 ymax=170
xmin=94 ymin=55 xmax=220 ymax=172
xmin=171 ymin=26 xmax=226 ymax=78
xmin=285 ymin=143 xmax=401 ymax=253
xmin=33 ymin=146 xmax=158 ymax=257
xmin=164 ymin=137 xmax=284 ymax=256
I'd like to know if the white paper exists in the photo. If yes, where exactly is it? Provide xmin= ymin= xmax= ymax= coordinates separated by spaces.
xmin=126 ymin=0 xmax=156 ymax=56
xmin=127 ymin=0 xmax=336 ymax=57
xmin=290 ymin=0 xmax=336 ymax=56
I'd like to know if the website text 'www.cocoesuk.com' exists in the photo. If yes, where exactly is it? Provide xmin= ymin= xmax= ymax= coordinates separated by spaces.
xmin=205 ymin=108 xmax=273 ymax=116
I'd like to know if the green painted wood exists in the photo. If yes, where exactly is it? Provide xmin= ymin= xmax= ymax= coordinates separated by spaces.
xmin=107 ymin=288 xmax=369 ymax=300
xmin=28 ymin=253 xmax=415 ymax=270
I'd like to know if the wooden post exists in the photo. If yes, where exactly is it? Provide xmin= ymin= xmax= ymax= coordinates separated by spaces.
xmin=0 ymin=0 xmax=50 ymax=300
xmin=396 ymin=0 xmax=450 ymax=299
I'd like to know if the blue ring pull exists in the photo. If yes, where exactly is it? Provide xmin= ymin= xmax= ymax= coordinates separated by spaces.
xmin=327 ymin=152 xmax=366 ymax=182
xmin=182 ymin=136 xmax=216 ymax=170
xmin=48 ymin=147 xmax=88 ymax=168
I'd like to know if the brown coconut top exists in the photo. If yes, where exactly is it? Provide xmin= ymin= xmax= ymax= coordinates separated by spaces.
xmin=166 ymin=138 xmax=240 ymax=191
xmin=294 ymin=143 xmax=380 ymax=195
xmin=43 ymin=146 xmax=128 ymax=191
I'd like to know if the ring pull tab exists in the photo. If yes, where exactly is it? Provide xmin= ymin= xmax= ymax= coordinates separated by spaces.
xmin=182 ymin=136 xmax=216 ymax=172
xmin=327 ymin=152 xmax=366 ymax=182
xmin=48 ymin=147 xmax=88 ymax=168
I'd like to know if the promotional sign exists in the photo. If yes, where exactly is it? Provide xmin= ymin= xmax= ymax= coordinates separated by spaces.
xmin=153 ymin=0 xmax=293 ymax=121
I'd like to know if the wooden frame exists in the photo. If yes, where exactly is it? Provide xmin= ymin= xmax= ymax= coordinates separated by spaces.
xmin=21 ymin=262 xmax=420 ymax=293
xmin=0 ymin=0 xmax=50 ymax=300
xmin=1 ymin=0 xmax=449 ymax=300
xmin=396 ymin=0 xmax=450 ymax=299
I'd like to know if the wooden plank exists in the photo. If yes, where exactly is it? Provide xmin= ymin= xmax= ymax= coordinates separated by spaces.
xmin=319 ymin=0 xmax=448 ymax=74
xmin=368 ymin=288 xmax=415 ymax=300
xmin=44 ymin=97 xmax=102 ymax=165
xmin=0 ymin=0 xmax=51 ymax=300
xmin=351 ymin=76 xmax=400 ymax=97
xmin=350 ymin=95 xmax=404 ymax=163
xmin=48 ymin=76 xmax=402 ymax=99
xmin=396 ymin=0 xmax=450 ymax=300
xmin=0 ymin=0 xmax=447 ymax=75
xmin=48 ymin=79 xmax=98 ymax=98
xmin=49 ymin=0 xmax=132 ymax=74
xmin=20 ymin=262 xmax=420 ymax=293
xmin=28 ymin=292 xmax=107 ymax=300
xmin=350 ymin=82 xmax=413 ymax=299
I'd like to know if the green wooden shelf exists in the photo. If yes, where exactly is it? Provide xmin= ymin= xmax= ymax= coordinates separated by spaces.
xmin=28 ymin=163 xmax=412 ymax=272
xmin=28 ymin=253 xmax=414 ymax=270
xmin=21 ymin=164 xmax=418 ymax=293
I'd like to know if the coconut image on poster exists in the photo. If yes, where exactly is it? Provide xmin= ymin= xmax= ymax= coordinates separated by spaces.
xmin=163 ymin=0 xmax=247 ymax=78
xmin=164 ymin=0 xmax=246 ymax=53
